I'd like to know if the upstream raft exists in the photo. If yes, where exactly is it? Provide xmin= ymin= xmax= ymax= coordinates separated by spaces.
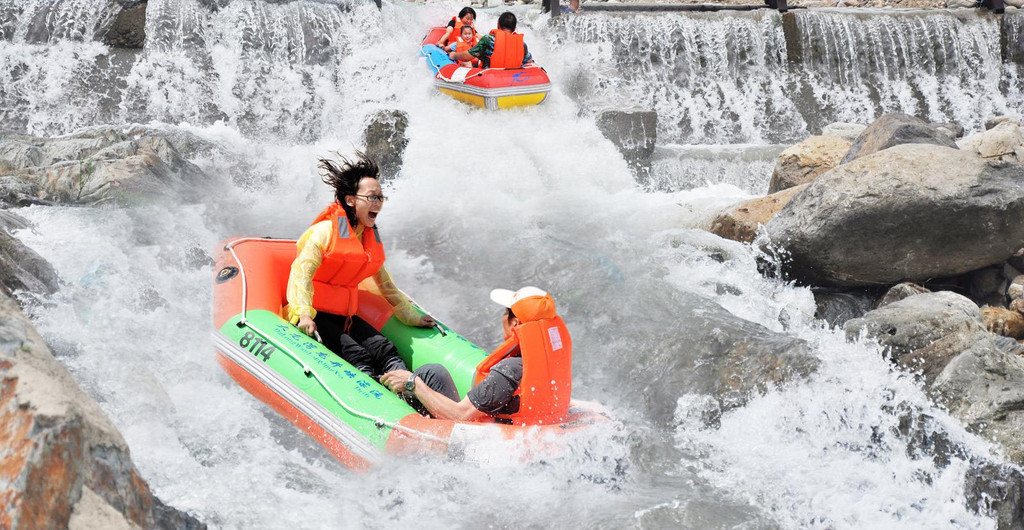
xmin=212 ymin=237 xmax=606 ymax=470
xmin=420 ymin=26 xmax=551 ymax=110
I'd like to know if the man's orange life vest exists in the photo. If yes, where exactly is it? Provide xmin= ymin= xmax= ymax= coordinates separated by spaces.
xmin=473 ymin=293 xmax=572 ymax=425
xmin=446 ymin=16 xmax=476 ymax=45
xmin=307 ymin=202 xmax=385 ymax=317
xmin=488 ymin=29 xmax=524 ymax=69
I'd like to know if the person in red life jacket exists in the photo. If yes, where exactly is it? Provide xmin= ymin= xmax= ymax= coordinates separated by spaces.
xmin=448 ymin=11 xmax=534 ymax=69
xmin=380 ymin=286 xmax=572 ymax=425
xmin=435 ymin=7 xmax=476 ymax=48
xmin=285 ymin=152 xmax=436 ymax=380
xmin=446 ymin=25 xmax=480 ymax=68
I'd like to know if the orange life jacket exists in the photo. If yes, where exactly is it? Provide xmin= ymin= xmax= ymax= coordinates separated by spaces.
xmin=453 ymin=36 xmax=480 ymax=67
xmin=446 ymin=16 xmax=476 ymax=45
xmin=307 ymin=202 xmax=386 ymax=317
xmin=473 ymin=293 xmax=572 ymax=425
xmin=488 ymin=29 xmax=525 ymax=69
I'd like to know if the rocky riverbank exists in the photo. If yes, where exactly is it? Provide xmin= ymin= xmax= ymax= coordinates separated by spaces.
xmin=0 ymin=270 xmax=204 ymax=529
xmin=0 ymin=126 xmax=211 ymax=529
xmin=707 ymin=112 xmax=1024 ymax=524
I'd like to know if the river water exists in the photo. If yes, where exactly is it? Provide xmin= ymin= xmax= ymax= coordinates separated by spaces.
xmin=2 ymin=1 xmax=1022 ymax=528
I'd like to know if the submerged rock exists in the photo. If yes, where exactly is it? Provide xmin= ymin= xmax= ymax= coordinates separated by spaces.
xmin=710 ymin=183 xmax=808 ymax=243
xmin=841 ymin=113 xmax=959 ymax=164
xmin=98 ymin=0 xmax=147 ymax=48
xmin=767 ymin=136 xmax=851 ymax=193
xmin=595 ymin=109 xmax=657 ymax=185
xmin=844 ymin=291 xmax=1024 ymax=466
xmin=964 ymin=462 xmax=1024 ymax=530
xmin=765 ymin=144 xmax=1024 ymax=287
xmin=362 ymin=110 xmax=409 ymax=185
xmin=0 ymin=290 xmax=205 ymax=529
xmin=630 ymin=290 xmax=818 ymax=425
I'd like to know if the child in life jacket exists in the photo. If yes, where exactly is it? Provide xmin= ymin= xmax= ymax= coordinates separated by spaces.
xmin=446 ymin=25 xmax=480 ymax=68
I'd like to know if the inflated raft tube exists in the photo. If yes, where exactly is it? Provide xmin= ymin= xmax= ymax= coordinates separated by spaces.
xmin=420 ymin=27 xmax=551 ymax=110
xmin=213 ymin=237 xmax=606 ymax=470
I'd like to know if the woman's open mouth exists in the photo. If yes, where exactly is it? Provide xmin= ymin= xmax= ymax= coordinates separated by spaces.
xmin=368 ymin=211 xmax=379 ymax=221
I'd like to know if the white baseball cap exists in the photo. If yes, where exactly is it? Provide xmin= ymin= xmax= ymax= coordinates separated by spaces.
xmin=490 ymin=286 xmax=549 ymax=308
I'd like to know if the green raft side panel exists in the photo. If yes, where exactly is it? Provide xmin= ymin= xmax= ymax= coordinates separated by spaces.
xmin=381 ymin=314 xmax=489 ymax=399
xmin=218 ymin=310 xmax=415 ymax=449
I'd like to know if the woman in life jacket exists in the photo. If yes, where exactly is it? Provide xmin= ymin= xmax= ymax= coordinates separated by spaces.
xmin=434 ymin=7 xmax=476 ymax=48
xmin=446 ymin=24 xmax=480 ymax=68
xmin=285 ymin=152 xmax=435 ymax=380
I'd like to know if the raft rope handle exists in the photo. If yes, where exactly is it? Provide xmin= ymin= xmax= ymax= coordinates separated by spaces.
xmin=222 ymin=237 xmax=447 ymax=444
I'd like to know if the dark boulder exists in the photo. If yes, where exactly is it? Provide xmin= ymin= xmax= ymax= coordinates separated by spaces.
xmin=362 ymin=110 xmax=409 ymax=185
xmin=595 ymin=109 xmax=657 ymax=185
xmin=630 ymin=290 xmax=819 ymax=425
xmin=0 ymin=212 xmax=59 ymax=297
xmin=98 ymin=0 xmax=147 ymax=48
xmin=841 ymin=113 xmax=959 ymax=164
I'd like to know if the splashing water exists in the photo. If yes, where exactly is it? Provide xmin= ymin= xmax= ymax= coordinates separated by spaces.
xmin=2 ymin=1 xmax=1019 ymax=527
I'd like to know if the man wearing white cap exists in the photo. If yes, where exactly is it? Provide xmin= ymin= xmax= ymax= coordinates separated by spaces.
xmin=381 ymin=286 xmax=572 ymax=424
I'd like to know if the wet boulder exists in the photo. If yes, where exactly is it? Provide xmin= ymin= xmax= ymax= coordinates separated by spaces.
xmin=844 ymin=290 xmax=1024 ymax=465
xmin=844 ymin=291 xmax=986 ymax=365
xmin=841 ymin=113 xmax=959 ymax=164
xmin=0 ymin=291 xmax=205 ymax=529
xmin=710 ymin=183 xmax=808 ymax=243
xmin=362 ymin=110 xmax=408 ymax=185
xmin=630 ymin=290 xmax=819 ymax=425
xmin=933 ymin=333 xmax=1024 ymax=464
xmin=595 ymin=109 xmax=657 ymax=185
xmin=764 ymin=144 xmax=1024 ymax=287
xmin=964 ymin=462 xmax=1024 ymax=530
xmin=767 ymin=136 xmax=851 ymax=193
xmin=0 ymin=212 xmax=60 ymax=297
xmin=97 ymin=0 xmax=147 ymax=48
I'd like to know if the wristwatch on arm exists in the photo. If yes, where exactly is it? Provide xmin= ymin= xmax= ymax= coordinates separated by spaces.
xmin=404 ymin=373 xmax=417 ymax=393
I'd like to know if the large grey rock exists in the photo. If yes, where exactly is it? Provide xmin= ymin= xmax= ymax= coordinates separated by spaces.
xmin=767 ymin=136 xmax=851 ymax=193
xmin=0 ymin=291 xmax=205 ymax=529
xmin=841 ymin=113 xmax=959 ymax=164
xmin=595 ymin=109 xmax=657 ymax=185
xmin=765 ymin=144 xmax=1024 ymax=287
xmin=631 ymin=290 xmax=819 ymax=425
xmin=0 ymin=128 xmax=208 ymax=205
xmin=362 ymin=110 xmax=408 ymax=185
